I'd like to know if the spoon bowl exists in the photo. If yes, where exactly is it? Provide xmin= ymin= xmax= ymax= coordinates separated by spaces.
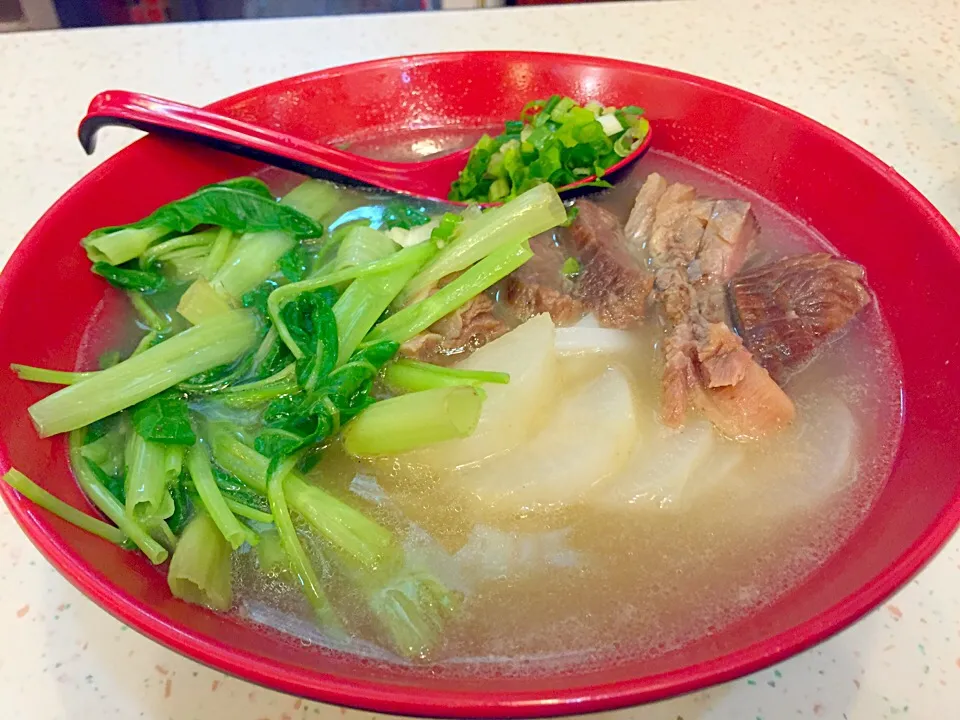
xmin=79 ymin=90 xmax=652 ymax=207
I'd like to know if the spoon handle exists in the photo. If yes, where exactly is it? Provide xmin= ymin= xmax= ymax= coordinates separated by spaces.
xmin=78 ymin=90 xmax=403 ymax=187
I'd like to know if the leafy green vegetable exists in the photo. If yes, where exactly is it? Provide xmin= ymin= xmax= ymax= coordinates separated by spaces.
xmin=83 ymin=177 xmax=322 ymax=267
xmin=129 ymin=292 xmax=172 ymax=333
xmin=10 ymin=364 xmax=95 ymax=385
xmin=211 ymin=465 xmax=270 ymax=512
xmin=255 ymin=341 xmax=398 ymax=460
xmin=278 ymin=245 xmax=311 ymax=282
xmin=186 ymin=442 xmax=258 ymax=550
xmin=241 ymin=280 xmax=279 ymax=318
xmin=213 ymin=364 xmax=298 ymax=409
xmin=139 ymin=228 xmax=218 ymax=270
xmin=429 ymin=212 xmax=462 ymax=246
xmin=395 ymin=183 xmax=565 ymax=307
xmin=209 ymin=431 xmax=459 ymax=658
xmin=342 ymin=386 xmax=484 ymax=457
xmin=84 ymin=456 xmax=126 ymax=504
xmin=383 ymin=359 xmax=509 ymax=393
xmin=210 ymin=230 xmax=296 ymax=301
xmin=381 ymin=202 xmax=431 ymax=230
xmin=280 ymin=286 xmax=341 ymax=359
xmin=167 ymin=510 xmax=233 ymax=611
xmin=177 ymin=355 xmax=253 ymax=394
xmin=124 ymin=432 xmax=175 ymax=523
xmin=332 ymin=246 xmax=429 ymax=365
xmin=166 ymin=480 xmax=193 ymax=536
xmin=131 ymin=392 xmax=197 ymax=445
xmin=363 ymin=570 xmax=462 ymax=660
xmin=202 ymin=228 xmax=235 ymax=279
xmin=292 ymin=294 xmax=339 ymax=393
xmin=28 ymin=310 xmax=259 ymax=438
xmin=80 ymin=429 xmax=126 ymax=479
xmin=83 ymin=414 xmax=120 ymax=446
xmin=449 ymin=95 xmax=649 ymax=204
xmin=270 ymin=241 xmax=436 ymax=360
xmin=280 ymin=179 xmax=343 ymax=222
xmin=25 ymin=174 xmax=496 ymax=657
xmin=92 ymin=262 xmax=166 ymax=293
xmin=176 ymin=278 xmax=234 ymax=326
xmin=70 ymin=428 xmax=169 ymax=563
xmin=334 ymin=225 xmax=397 ymax=272
xmin=211 ymin=177 xmax=277 ymax=199
xmin=130 ymin=330 xmax=164 ymax=358
xmin=266 ymin=459 xmax=343 ymax=629
xmin=250 ymin=330 xmax=293 ymax=381
xmin=210 ymin=430 xmax=396 ymax=569
xmin=2 ymin=468 xmax=128 ymax=546
xmin=368 ymin=238 xmax=533 ymax=346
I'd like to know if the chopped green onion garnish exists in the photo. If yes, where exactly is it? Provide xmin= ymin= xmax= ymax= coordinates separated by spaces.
xmin=449 ymin=96 xmax=649 ymax=204
xmin=561 ymin=257 xmax=581 ymax=278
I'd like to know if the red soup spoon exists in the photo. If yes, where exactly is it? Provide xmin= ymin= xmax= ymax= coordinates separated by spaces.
xmin=78 ymin=90 xmax=652 ymax=207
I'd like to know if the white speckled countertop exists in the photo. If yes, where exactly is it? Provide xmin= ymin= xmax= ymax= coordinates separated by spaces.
xmin=0 ymin=1 xmax=958 ymax=718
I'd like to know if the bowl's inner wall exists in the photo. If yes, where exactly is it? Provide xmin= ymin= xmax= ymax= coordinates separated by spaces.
xmin=1 ymin=53 xmax=958 ymax=699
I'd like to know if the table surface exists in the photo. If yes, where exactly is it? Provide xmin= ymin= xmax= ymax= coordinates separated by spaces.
xmin=1 ymin=1 xmax=958 ymax=718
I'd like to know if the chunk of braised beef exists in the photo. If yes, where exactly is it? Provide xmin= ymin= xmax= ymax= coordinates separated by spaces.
xmin=505 ymin=234 xmax=585 ymax=326
xmin=569 ymin=200 xmax=653 ymax=329
xmin=729 ymin=253 xmax=871 ymax=380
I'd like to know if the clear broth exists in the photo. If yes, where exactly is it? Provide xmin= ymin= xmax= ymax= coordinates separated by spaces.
xmin=76 ymin=151 xmax=903 ymax=674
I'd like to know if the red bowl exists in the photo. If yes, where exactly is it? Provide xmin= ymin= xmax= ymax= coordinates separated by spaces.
xmin=1 ymin=52 xmax=958 ymax=718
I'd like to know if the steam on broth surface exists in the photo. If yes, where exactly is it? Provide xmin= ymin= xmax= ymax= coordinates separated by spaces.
xmin=61 ymin=150 xmax=901 ymax=672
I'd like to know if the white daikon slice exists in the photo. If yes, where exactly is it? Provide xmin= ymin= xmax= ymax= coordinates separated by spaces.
xmin=452 ymin=366 xmax=637 ymax=516
xmin=410 ymin=313 xmax=560 ymax=470
xmin=597 ymin=421 xmax=736 ymax=512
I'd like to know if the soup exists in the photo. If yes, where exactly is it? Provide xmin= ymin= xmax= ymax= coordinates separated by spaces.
xmin=6 ymin=132 xmax=901 ymax=672
xmin=228 ymin=153 xmax=902 ymax=670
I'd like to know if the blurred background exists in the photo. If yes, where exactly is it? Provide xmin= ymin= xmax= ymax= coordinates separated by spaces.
xmin=1 ymin=0 xmax=618 ymax=31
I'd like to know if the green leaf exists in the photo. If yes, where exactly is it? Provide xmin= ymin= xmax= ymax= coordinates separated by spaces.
xmin=177 ymin=355 xmax=253 ymax=394
xmin=279 ymin=287 xmax=340 ymax=358
xmin=278 ymin=245 xmax=310 ymax=282
xmin=86 ymin=177 xmax=322 ymax=247
xmin=255 ymin=337 xmax=294 ymax=380
xmin=255 ymin=341 xmax=397 ymax=460
xmin=382 ymin=202 xmax=431 ymax=230
xmin=167 ymin=480 xmax=193 ymax=535
xmin=294 ymin=301 xmax=338 ymax=394
xmin=211 ymin=465 xmax=269 ymax=511
xmin=241 ymin=280 xmax=278 ymax=318
xmin=131 ymin=392 xmax=197 ymax=445
xmin=92 ymin=262 xmax=166 ymax=293
xmin=214 ymin=177 xmax=276 ymax=199
xmin=83 ymin=415 xmax=117 ymax=445
xmin=180 ymin=463 xmax=268 ymax=515
xmin=84 ymin=457 xmax=125 ymax=504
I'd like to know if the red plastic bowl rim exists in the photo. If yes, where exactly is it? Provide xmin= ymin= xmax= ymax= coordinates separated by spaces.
xmin=1 ymin=51 xmax=959 ymax=718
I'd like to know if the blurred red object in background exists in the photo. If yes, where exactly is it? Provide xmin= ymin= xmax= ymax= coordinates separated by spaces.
xmin=127 ymin=0 xmax=170 ymax=23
